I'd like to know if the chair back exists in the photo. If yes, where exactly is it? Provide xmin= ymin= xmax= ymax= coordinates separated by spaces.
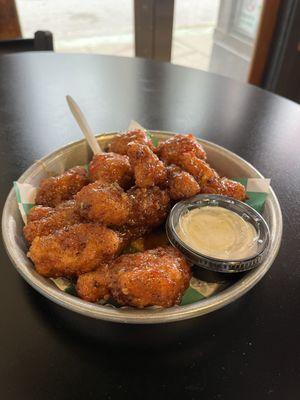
xmin=0 ymin=31 xmax=54 ymax=54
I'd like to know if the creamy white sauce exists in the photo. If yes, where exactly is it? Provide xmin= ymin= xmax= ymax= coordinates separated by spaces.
xmin=177 ymin=206 xmax=258 ymax=260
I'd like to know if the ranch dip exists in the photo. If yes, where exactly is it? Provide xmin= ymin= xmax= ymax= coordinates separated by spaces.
xmin=177 ymin=206 xmax=258 ymax=260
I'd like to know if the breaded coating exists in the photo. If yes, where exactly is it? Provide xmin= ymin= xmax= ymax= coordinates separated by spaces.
xmin=157 ymin=134 xmax=206 ymax=163
xmin=109 ymin=246 xmax=191 ymax=308
xmin=200 ymin=177 xmax=224 ymax=195
xmin=24 ymin=200 xmax=82 ymax=244
xmin=167 ymin=165 xmax=201 ymax=200
xmin=76 ymin=264 xmax=110 ymax=302
xmin=117 ymin=224 xmax=152 ymax=245
xmin=127 ymin=142 xmax=167 ymax=188
xmin=35 ymin=166 xmax=88 ymax=207
xmin=175 ymin=152 xmax=218 ymax=185
xmin=108 ymin=129 xmax=155 ymax=155
xmin=27 ymin=205 xmax=54 ymax=223
xmin=75 ymin=181 xmax=131 ymax=226
xmin=220 ymin=178 xmax=246 ymax=201
xmin=201 ymin=177 xmax=246 ymax=201
xmin=128 ymin=186 xmax=170 ymax=228
xmin=28 ymin=223 xmax=122 ymax=278
xmin=89 ymin=152 xmax=133 ymax=188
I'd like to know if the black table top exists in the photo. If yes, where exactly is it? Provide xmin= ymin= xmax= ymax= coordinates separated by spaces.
xmin=0 ymin=53 xmax=299 ymax=400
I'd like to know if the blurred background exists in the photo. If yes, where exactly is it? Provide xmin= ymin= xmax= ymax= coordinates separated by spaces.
xmin=1 ymin=0 xmax=299 ymax=103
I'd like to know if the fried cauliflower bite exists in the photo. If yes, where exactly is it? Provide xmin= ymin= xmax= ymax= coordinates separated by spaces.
xmin=157 ymin=134 xmax=206 ymax=163
xmin=157 ymin=135 xmax=245 ymax=201
xmin=174 ymin=152 xmax=218 ymax=185
xmin=167 ymin=165 xmax=201 ymax=200
xmin=201 ymin=177 xmax=246 ymax=201
xmin=200 ymin=177 xmax=224 ymax=195
xmin=127 ymin=142 xmax=167 ymax=188
xmin=109 ymin=246 xmax=191 ymax=308
xmin=127 ymin=186 xmax=170 ymax=229
xmin=75 ymin=181 xmax=131 ymax=226
xmin=108 ymin=129 xmax=155 ymax=155
xmin=35 ymin=166 xmax=89 ymax=207
xmin=117 ymin=224 xmax=152 ymax=245
xmin=26 ymin=205 xmax=54 ymax=223
xmin=89 ymin=152 xmax=133 ymax=189
xmin=220 ymin=178 xmax=246 ymax=201
xmin=28 ymin=223 xmax=122 ymax=278
xmin=23 ymin=200 xmax=82 ymax=244
xmin=76 ymin=264 xmax=110 ymax=302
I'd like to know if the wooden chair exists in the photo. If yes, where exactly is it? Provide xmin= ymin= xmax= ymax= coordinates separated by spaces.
xmin=0 ymin=31 xmax=54 ymax=54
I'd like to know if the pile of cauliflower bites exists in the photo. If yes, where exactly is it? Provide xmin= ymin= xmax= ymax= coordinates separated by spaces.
xmin=24 ymin=130 xmax=245 ymax=308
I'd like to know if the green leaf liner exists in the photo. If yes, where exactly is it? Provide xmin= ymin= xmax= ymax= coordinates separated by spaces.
xmin=146 ymin=130 xmax=159 ymax=147
xmin=64 ymin=282 xmax=78 ymax=296
xmin=181 ymin=287 xmax=205 ymax=305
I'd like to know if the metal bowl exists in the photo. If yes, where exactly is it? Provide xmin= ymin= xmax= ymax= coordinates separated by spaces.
xmin=1 ymin=132 xmax=283 ymax=324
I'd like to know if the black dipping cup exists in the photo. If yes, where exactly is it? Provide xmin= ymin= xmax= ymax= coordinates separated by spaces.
xmin=166 ymin=194 xmax=270 ymax=273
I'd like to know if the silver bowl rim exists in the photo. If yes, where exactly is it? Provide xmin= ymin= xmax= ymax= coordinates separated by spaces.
xmin=2 ymin=131 xmax=283 ymax=324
